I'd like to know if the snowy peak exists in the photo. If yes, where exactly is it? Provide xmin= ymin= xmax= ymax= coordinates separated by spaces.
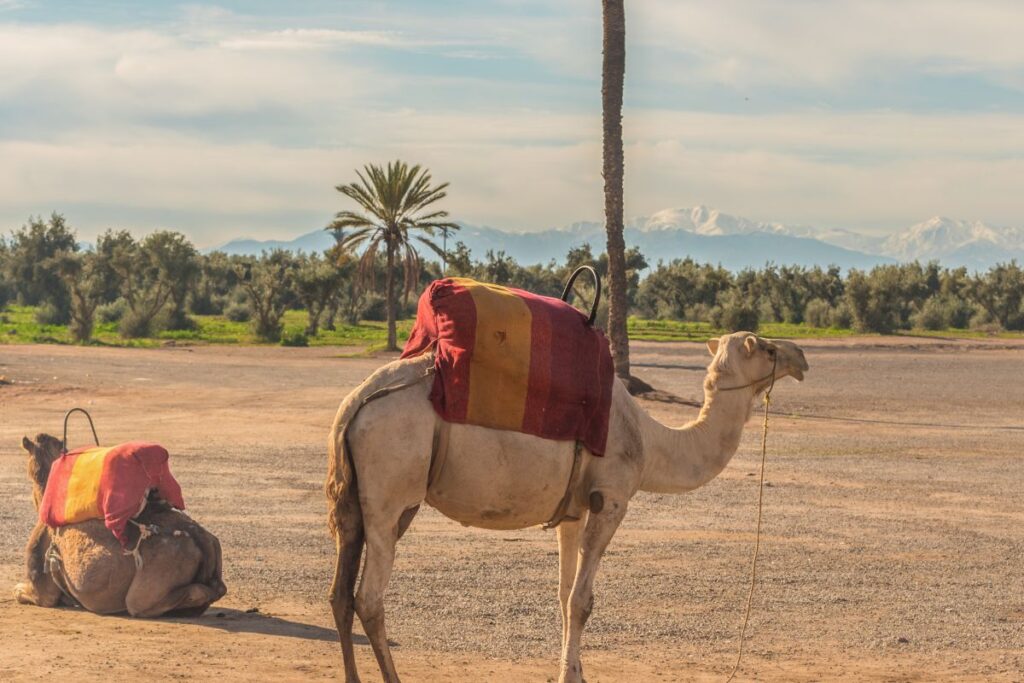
xmin=209 ymin=205 xmax=1023 ymax=270
xmin=883 ymin=216 xmax=1024 ymax=262
xmin=629 ymin=205 xmax=795 ymax=237
xmin=621 ymin=206 xmax=1023 ymax=267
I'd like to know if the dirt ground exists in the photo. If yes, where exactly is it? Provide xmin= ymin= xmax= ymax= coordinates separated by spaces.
xmin=1 ymin=338 xmax=1022 ymax=682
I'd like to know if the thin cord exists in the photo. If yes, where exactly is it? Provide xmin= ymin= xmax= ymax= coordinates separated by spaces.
xmin=726 ymin=357 xmax=776 ymax=683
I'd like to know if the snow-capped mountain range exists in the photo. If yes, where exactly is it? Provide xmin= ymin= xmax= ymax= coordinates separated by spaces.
xmin=210 ymin=206 xmax=1024 ymax=271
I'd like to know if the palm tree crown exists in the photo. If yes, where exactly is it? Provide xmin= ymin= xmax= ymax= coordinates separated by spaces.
xmin=327 ymin=160 xmax=458 ymax=350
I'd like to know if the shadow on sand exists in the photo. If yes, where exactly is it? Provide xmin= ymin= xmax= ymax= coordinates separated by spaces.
xmin=170 ymin=608 xmax=374 ymax=645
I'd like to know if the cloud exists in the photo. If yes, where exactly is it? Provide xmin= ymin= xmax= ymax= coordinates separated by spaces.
xmin=635 ymin=0 xmax=1024 ymax=90
xmin=3 ymin=108 xmax=1023 ymax=244
xmin=2 ymin=4 xmax=1024 ymax=244
xmin=219 ymin=28 xmax=401 ymax=51
xmin=0 ymin=23 xmax=388 ymax=129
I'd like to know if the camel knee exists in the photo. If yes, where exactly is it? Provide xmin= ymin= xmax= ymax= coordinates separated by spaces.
xmin=14 ymin=575 xmax=61 ymax=608
xmin=559 ymin=582 xmax=572 ymax=607
xmin=569 ymin=591 xmax=594 ymax=627
xmin=355 ymin=594 xmax=384 ymax=627
xmin=14 ymin=582 xmax=51 ymax=607
xmin=356 ymin=592 xmax=390 ymax=641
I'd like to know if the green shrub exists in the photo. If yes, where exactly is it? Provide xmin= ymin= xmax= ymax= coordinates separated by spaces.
xmin=97 ymin=299 xmax=128 ymax=324
xmin=160 ymin=308 xmax=197 ymax=331
xmin=35 ymin=303 xmax=67 ymax=325
xmin=913 ymin=295 xmax=976 ymax=330
xmin=804 ymin=299 xmax=832 ymax=328
xmin=280 ymin=330 xmax=309 ymax=347
xmin=710 ymin=291 xmax=759 ymax=332
xmin=119 ymin=309 xmax=157 ymax=338
xmin=225 ymin=302 xmax=251 ymax=323
xmin=361 ymin=294 xmax=387 ymax=321
xmin=252 ymin=317 xmax=283 ymax=343
xmin=830 ymin=301 xmax=854 ymax=329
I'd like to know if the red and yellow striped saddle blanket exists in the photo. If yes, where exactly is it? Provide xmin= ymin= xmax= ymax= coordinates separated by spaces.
xmin=38 ymin=442 xmax=185 ymax=548
xmin=401 ymin=278 xmax=615 ymax=455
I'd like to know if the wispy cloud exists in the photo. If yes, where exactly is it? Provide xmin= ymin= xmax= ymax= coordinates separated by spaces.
xmin=2 ymin=2 xmax=1023 ymax=243
xmin=219 ymin=28 xmax=401 ymax=51
xmin=636 ymin=0 xmax=1024 ymax=89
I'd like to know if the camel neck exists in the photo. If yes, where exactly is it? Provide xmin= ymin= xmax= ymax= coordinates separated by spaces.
xmin=637 ymin=380 xmax=756 ymax=494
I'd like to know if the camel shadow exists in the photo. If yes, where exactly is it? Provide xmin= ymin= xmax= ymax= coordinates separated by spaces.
xmin=171 ymin=608 xmax=375 ymax=645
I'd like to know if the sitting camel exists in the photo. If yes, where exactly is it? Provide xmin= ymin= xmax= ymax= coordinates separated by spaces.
xmin=325 ymin=331 xmax=809 ymax=682
xmin=15 ymin=433 xmax=226 ymax=617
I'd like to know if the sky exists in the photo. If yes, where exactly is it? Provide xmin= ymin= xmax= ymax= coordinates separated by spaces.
xmin=2 ymin=0 xmax=1023 ymax=248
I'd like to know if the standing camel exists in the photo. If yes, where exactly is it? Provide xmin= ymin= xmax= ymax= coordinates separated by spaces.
xmin=325 ymin=331 xmax=809 ymax=682
xmin=15 ymin=434 xmax=226 ymax=617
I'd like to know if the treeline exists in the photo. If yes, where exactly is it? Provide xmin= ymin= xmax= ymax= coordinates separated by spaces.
xmin=1 ymin=214 xmax=1022 ymax=344
xmin=445 ymin=241 xmax=1024 ymax=334
xmin=0 ymin=214 xmax=435 ymax=343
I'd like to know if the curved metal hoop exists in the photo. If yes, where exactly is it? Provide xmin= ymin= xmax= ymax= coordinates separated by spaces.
xmin=560 ymin=265 xmax=602 ymax=326
xmin=62 ymin=408 xmax=100 ymax=453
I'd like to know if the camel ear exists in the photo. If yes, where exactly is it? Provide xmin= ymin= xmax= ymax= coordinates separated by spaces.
xmin=743 ymin=335 xmax=759 ymax=356
xmin=22 ymin=436 xmax=34 ymax=453
xmin=706 ymin=338 xmax=720 ymax=356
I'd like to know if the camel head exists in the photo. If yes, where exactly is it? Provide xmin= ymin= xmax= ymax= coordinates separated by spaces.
xmin=21 ymin=433 xmax=63 ymax=509
xmin=706 ymin=331 xmax=809 ymax=392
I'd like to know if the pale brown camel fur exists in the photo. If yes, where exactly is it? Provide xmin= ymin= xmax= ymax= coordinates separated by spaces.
xmin=325 ymin=331 xmax=809 ymax=682
xmin=15 ymin=433 xmax=227 ymax=617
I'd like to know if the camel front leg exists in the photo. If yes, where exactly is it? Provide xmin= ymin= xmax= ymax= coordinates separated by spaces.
xmin=14 ymin=522 xmax=63 ymax=608
xmin=556 ymin=516 xmax=586 ymax=646
xmin=559 ymin=497 xmax=627 ymax=683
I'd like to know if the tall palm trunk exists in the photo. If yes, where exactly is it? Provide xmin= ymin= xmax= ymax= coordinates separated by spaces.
xmin=385 ymin=236 xmax=398 ymax=351
xmin=602 ymin=0 xmax=630 ymax=382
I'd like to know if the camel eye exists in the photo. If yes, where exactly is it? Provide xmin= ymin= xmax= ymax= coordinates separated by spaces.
xmin=767 ymin=347 xmax=776 ymax=357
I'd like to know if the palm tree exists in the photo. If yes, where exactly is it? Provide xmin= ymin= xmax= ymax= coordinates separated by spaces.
xmin=327 ymin=160 xmax=459 ymax=351
xmin=602 ymin=0 xmax=635 ymax=387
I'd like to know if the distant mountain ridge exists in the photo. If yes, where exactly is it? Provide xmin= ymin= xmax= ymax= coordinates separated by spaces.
xmin=208 ymin=205 xmax=1024 ymax=270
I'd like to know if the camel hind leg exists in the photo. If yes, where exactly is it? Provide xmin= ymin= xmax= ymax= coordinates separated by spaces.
xmin=340 ymin=376 xmax=434 ymax=682
xmin=125 ymin=536 xmax=222 ymax=618
xmin=355 ymin=502 xmax=419 ymax=683
xmin=329 ymin=477 xmax=366 ymax=683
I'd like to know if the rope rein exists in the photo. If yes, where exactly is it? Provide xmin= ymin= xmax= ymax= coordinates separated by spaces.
xmin=726 ymin=355 xmax=777 ymax=683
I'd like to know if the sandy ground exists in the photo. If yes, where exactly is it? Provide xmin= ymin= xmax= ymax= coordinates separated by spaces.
xmin=1 ymin=338 xmax=1022 ymax=682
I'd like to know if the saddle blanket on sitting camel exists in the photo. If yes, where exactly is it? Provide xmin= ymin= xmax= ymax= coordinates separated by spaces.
xmin=38 ymin=442 xmax=185 ymax=549
xmin=401 ymin=277 xmax=615 ymax=455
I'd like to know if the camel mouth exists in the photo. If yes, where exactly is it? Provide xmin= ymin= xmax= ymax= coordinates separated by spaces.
xmin=773 ymin=342 xmax=808 ymax=382
xmin=791 ymin=351 xmax=809 ymax=381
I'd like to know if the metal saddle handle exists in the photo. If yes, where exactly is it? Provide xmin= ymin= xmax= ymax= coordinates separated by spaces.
xmin=560 ymin=265 xmax=601 ymax=326
xmin=62 ymin=408 xmax=100 ymax=453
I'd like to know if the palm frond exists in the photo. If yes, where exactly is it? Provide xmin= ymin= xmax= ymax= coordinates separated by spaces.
xmin=338 ymin=227 xmax=377 ymax=250
xmin=414 ymin=235 xmax=447 ymax=260
xmin=330 ymin=212 xmax=376 ymax=230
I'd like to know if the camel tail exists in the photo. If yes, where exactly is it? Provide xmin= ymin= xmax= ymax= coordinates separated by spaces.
xmin=192 ymin=524 xmax=226 ymax=601
xmin=325 ymin=353 xmax=433 ymax=515
xmin=326 ymin=385 xmax=366 ymax=676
